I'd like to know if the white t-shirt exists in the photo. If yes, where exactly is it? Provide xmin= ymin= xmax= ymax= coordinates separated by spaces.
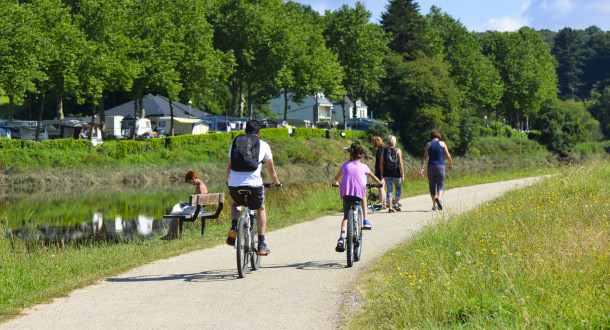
xmin=228 ymin=138 xmax=273 ymax=187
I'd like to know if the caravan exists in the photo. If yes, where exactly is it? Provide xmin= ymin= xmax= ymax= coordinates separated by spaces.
xmin=0 ymin=120 xmax=48 ymax=141
xmin=120 ymin=118 xmax=152 ymax=138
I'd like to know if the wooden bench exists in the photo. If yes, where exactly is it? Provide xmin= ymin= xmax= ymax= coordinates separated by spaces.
xmin=163 ymin=193 xmax=225 ymax=239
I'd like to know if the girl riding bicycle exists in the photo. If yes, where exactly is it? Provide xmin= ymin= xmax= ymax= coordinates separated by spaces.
xmin=332 ymin=142 xmax=382 ymax=252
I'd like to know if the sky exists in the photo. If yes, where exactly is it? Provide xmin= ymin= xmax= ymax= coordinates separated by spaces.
xmin=293 ymin=0 xmax=610 ymax=32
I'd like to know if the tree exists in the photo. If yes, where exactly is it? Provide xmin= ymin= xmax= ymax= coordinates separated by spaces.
xmin=211 ymin=0 xmax=288 ymax=118
xmin=27 ymin=0 xmax=87 ymax=124
xmin=552 ymin=28 xmax=586 ymax=99
xmin=481 ymin=28 xmax=558 ymax=130
xmin=426 ymin=6 xmax=503 ymax=114
xmin=582 ymin=31 xmax=610 ymax=97
xmin=380 ymin=0 xmax=429 ymax=61
xmin=323 ymin=2 xmax=389 ymax=129
xmin=588 ymin=87 xmax=610 ymax=138
xmin=0 ymin=1 xmax=45 ymax=122
xmin=390 ymin=57 xmax=461 ymax=154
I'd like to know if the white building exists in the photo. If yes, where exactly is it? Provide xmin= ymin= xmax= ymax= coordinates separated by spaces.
xmin=268 ymin=92 xmax=369 ymax=126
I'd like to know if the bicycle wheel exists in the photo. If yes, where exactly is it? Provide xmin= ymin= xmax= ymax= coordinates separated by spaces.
xmin=250 ymin=213 xmax=261 ymax=270
xmin=346 ymin=209 xmax=355 ymax=267
xmin=354 ymin=206 xmax=363 ymax=262
xmin=236 ymin=211 xmax=250 ymax=278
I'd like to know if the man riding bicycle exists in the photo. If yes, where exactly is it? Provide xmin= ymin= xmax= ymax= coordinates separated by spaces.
xmin=226 ymin=119 xmax=281 ymax=255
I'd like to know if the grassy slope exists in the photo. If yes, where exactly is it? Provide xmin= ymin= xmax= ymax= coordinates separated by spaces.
xmin=347 ymin=159 xmax=610 ymax=328
xmin=0 ymin=133 xmax=561 ymax=322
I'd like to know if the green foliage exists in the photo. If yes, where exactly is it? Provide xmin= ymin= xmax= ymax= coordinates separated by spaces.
xmin=572 ymin=142 xmax=600 ymax=155
xmin=466 ymin=136 xmax=547 ymax=156
xmin=366 ymin=123 xmax=394 ymax=141
xmin=533 ymin=101 xmax=584 ymax=156
xmin=380 ymin=0 xmax=430 ymax=61
xmin=588 ymin=87 xmax=610 ymax=138
xmin=323 ymin=2 xmax=389 ymax=123
xmin=481 ymin=28 xmax=558 ymax=127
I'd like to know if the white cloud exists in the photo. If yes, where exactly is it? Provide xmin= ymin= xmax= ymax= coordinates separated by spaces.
xmin=471 ymin=15 xmax=529 ymax=32
xmin=472 ymin=0 xmax=610 ymax=32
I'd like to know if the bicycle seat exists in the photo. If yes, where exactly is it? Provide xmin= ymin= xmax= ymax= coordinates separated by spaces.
xmin=238 ymin=189 xmax=252 ymax=196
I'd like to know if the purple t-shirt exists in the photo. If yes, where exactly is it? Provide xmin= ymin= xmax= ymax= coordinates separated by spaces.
xmin=340 ymin=160 xmax=370 ymax=199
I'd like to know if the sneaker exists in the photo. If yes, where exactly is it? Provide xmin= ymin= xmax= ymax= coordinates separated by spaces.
xmin=363 ymin=219 xmax=372 ymax=230
xmin=226 ymin=227 xmax=237 ymax=246
xmin=393 ymin=205 xmax=401 ymax=212
xmin=432 ymin=205 xmax=438 ymax=211
xmin=335 ymin=238 xmax=345 ymax=252
xmin=257 ymin=241 xmax=270 ymax=255
xmin=435 ymin=198 xmax=443 ymax=211
xmin=388 ymin=208 xmax=395 ymax=213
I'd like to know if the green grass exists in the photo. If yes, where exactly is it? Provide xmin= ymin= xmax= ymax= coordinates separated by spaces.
xmin=346 ymin=158 xmax=610 ymax=328
xmin=0 ymin=160 xmax=562 ymax=322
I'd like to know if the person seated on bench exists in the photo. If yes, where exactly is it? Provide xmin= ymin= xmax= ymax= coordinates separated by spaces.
xmin=160 ymin=171 xmax=207 ymax=241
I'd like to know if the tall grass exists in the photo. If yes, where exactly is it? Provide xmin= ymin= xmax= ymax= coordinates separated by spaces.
xmin=347 ymin=159 xmax=610 ymax=328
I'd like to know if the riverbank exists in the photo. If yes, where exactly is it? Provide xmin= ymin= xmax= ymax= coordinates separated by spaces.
xmin=0 ymin=161 xmax=564 ymax=321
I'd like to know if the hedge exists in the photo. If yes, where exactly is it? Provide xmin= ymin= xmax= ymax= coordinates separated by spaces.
xmin=0 ymin=128 xmax=368 ymax=160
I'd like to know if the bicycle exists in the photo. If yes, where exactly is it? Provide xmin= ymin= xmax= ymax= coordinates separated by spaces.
xmin=366 ymin=183 xmax=383 ymax=213
xmin=333 ymin=183 xmax=382 ymax=267
xmin=235 ymin=183 xmax=281 ymax=278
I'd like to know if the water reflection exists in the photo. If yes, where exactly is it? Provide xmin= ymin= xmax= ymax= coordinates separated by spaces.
xmin=5 ymin=213 xmax=171 ymax=243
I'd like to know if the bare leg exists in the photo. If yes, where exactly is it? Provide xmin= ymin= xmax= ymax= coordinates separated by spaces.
xmin=340 ymin=219 xmax=347 ymax=238
xmin=380 ymin=186 xmax=386 ymax=208
xmin=256 ymin=204 xmax=267 ymax=235
xmin=231 ymin=202 xmax=242 ymax=225
xmin=361 ymin=199 xmax=368 ymax=220
xmin=438 ymin=190 xmax=444 ymax=200
xmin=431 ymin=195 xmax=437 ymax=206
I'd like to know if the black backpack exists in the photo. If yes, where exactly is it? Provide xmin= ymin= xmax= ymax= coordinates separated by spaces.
xmin=384 ymin=147 xmax=398 ymax=171
xmin=230 ymin=134 xmax=261 ymax=172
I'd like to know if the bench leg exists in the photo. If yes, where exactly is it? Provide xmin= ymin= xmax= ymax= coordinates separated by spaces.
xmin=179 ymin=220 xmax=184 ymax=239
xmin=201 ymin=219 xmax=206 ymax=237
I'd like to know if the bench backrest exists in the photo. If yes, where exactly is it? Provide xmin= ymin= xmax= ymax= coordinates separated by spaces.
xmin=189 ymin=193 xmax=225 ymax=207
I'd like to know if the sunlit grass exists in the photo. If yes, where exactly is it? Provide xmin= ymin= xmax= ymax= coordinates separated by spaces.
xmin=347 ymin=159 xmax=610 ymax=328
xmin=0 ymin=154 xmax=566 ymax=323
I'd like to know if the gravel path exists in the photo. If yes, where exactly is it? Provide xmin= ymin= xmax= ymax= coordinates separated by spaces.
xmin=2 ymin=177 xmax=542 ymax=329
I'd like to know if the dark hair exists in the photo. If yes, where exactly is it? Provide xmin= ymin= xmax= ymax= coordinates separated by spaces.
xmin=430 ymin=129 xmax=441 ymax=140
xmin=245 ymin=120 xmax=262 ymax=134
xmin=185 ymin=171 xmax=198 ymax=182
xmin=349 ymin=142 xmax=365 ymax=160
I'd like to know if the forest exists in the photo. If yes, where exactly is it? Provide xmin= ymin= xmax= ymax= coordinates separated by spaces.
xmin=1 ymin=0 xmax=609 ymax=156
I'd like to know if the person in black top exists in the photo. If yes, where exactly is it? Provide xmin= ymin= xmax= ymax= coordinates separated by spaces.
xmin=380 ymin=135 xmax=405 ymax=213
xmin=372 ymin=136 xmax=387 ymax=209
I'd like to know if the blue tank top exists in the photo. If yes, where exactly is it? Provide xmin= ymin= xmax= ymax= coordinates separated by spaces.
xmin=428 ymin=140 xmax=444 ymax=165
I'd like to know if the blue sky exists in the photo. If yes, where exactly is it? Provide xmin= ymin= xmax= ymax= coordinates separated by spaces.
xmin=293 ymin=0 xmax=610 ymax=32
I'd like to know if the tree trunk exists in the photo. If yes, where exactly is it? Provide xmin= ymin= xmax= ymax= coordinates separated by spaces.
xmin=8 ymin=95 xmax=14 ymax=122
xmin=169 ymin=97 xmax=175 ymax=136
xmin=283 ymin=88 xmax=288 ymax=121
xmin=89 ymin=103 xmax=96 ymax=140
xmin=133 ymin=96 xmax=138 ymax=140
xmin=35 ymin=93 xmax=45 ymax=141
xmin=99 ymin=95 xmax=105 ymax=132
xmin=238 ymin=82 xmax=244 ymax=118
xmin=341 ymin=98 xmax=347 ymax=131
xmin=247 ymin=82 xmax=252 ymax=120
xmin=56 ymin=94 xmax=64 ymax=119
xmin=28 ymin=94 xmax=33 ymax=120
xmin=230 ymin=79 xmax=239 ymax=118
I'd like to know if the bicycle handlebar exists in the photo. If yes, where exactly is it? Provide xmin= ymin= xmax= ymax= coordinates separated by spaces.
xmin=366 ymin=183 xmax=383 ymax=188
xmin=263 ymin=183 xmax=282 ymax=188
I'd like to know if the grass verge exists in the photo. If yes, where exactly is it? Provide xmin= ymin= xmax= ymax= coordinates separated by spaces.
xmin=0 ymin=160 xmax=560 ymax=322
xmin=346 ymin=159 xmax=610 ymax=328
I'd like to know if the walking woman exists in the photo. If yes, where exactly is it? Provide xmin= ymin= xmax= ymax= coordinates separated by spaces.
xmin=372 ymin=136 xmax=387 ymax=209
xmin=380 ymin=135 xmax=404 ymax=213
xmin=420 ymin=129 xmax=453 ymax=211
